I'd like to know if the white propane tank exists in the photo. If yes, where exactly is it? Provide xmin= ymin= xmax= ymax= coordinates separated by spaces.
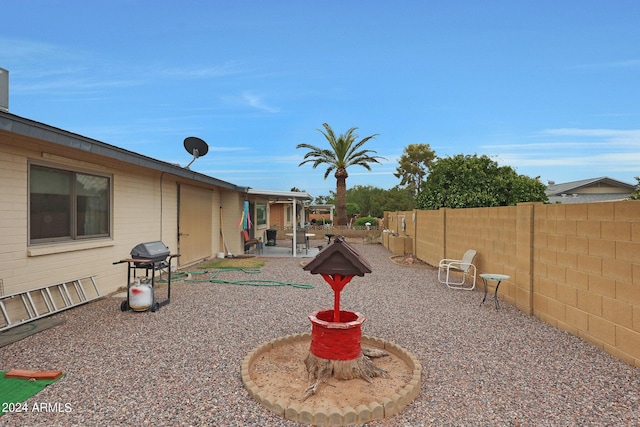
xmin=129 ymin=279 xmax=152 ymax=311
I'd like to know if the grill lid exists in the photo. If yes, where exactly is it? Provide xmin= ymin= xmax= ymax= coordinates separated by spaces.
xmin=130 ymin=241 xmax=170 ymax=262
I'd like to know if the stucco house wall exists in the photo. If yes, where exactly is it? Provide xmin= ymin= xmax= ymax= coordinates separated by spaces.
xmin=0 ymin=112 xmax=250 ymax=317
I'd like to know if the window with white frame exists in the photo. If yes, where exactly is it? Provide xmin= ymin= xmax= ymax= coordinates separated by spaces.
xmin=256 ymin=203 xmax=267 ymax=226
xmin=29 ymin=164 xmax=111 ymax=243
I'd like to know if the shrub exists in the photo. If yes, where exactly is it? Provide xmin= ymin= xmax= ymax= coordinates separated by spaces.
xmin=315 ymin=218 xmax=333 ymax=225
xmin=354 ymin=216 xmax=378 ymax=227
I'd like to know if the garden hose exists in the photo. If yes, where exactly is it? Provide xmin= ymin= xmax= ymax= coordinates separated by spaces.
xmin=185 ymin=268 xmax=314 ymax=289
xmin=156 ymin=270 xmax=189 ymax=283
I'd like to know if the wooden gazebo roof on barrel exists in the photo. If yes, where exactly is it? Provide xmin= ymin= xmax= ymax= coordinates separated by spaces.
xmin=303 ymin=237 xmax=372 ymax=322
xmin=303 ymin=236 xmax=372 ymax=277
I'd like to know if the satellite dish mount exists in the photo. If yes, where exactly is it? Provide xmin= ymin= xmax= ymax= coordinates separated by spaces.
xmin=183 ymin=137 xmax=209 ymax=169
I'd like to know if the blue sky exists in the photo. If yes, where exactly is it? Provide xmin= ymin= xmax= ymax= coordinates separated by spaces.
xmin=2 ymin=1 xmax=639 ymax=198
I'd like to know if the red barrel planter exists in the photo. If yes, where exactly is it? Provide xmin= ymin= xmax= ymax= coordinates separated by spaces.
xmin=308 ymin=309 xmax=365 ymax=360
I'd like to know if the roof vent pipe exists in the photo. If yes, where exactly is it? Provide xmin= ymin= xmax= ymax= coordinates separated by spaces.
xmin=0 ymin=68 xmax=8 ymax=112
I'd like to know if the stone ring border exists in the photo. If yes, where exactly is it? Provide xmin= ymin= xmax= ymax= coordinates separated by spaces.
xmin=241 ymin=333 xmax=423 ymax=426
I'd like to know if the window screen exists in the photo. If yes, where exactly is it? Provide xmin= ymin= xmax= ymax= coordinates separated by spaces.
xmin=30 ymin=164 xmax=110 ymax=243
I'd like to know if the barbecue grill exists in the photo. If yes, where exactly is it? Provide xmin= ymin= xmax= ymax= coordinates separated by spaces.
xmin=130 ymin=241 xmax=171 ymax=264
xmin=113 ymin=241 xmax=179 ymax=312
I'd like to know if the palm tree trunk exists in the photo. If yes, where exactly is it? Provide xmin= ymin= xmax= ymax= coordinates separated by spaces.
xmin=335 ymin=168 xmax=348 ymax=226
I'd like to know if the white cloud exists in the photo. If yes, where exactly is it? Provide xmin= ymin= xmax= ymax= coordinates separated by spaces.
xmin=485 ymin=128 xmax=640 ymax=153
xmin=482 ymin=126 xmax=640 ymax=183
xmin=0 ymin=38 xmax=79 ymax=62
xmin=484 ymin=141 xmax=606 ymax=150
xmin=14 ymin=76 xmax=143 ymax=94
xmin=240 ymin=91 xmax=280 ymax=113
xmin=159 ymin=62 xmax=243 ymax=79
xmin=496 ymin=151 xmax=640 ymax=174
xmin=539 ymin=128 xmax=640 ymax=139
xmin=348 ymin=170 xmax=396 ymax=176
xmin=219 ymin=91 xmax=281 ymax=113
xmin=207 ymin=146 xmax=250 ymax=152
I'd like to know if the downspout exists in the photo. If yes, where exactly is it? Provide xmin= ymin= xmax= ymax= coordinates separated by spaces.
xmin=300 ymin=202 xmax=306 ymax=227
xmin=160 ymin=171 xmax=164 ymax=242
xmin=292 ymin=198 xmax=297 ymax=258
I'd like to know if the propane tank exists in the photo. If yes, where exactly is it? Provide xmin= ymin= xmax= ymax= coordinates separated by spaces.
xmin=129 ymin=279 xmax=152 ymax=311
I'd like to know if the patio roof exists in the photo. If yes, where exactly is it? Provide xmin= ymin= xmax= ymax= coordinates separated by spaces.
xmin=246 ymin=188 xmax=313 ymax=257
xmin=246 ymin=188 xmax=313 ymax=201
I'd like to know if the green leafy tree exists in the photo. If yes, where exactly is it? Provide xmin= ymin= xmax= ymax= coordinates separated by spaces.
xmin=416 ymin=154 xmax=548 ymax=210
xmin=316 ymin=185 xmax=415 ymax=217
xmin=381 ymin=186 xmax=416 ymax=212
xmin=394 ymin=143 xmax=436 ymax=197
xmin=317 ymin=191 xmax=337 ymax=206
xmin=346 ymin=202 xmax=360 ymax=216
xmin=345 ymin=185 xmax=386 ymax=217
xmin=297 ymin=123 xmax=385 ymax=226
xmin=628 ymin=177 xmax=640 ymax=200
xmin=313 ymin=195 xmax=329 ymax=204
xmin=290 ymin=187 xmax=311 ymax=207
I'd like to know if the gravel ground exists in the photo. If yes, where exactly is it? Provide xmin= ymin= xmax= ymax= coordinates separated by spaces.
xmin=1 ymin=242 xmax=639 ymax=426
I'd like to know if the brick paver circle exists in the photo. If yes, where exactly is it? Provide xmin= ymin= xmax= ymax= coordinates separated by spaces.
xmin=241 ymin=333 xmax=422 ymax=426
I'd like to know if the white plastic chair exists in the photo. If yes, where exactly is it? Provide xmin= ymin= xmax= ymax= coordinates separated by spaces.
xmin=438 ymin=249 xmax=477 ymax=290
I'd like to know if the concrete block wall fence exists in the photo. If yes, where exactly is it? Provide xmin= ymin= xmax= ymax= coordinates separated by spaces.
xmin=383 ymin=200 xmax=640 ymax=367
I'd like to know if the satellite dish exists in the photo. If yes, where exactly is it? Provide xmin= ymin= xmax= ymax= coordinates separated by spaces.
xmin=183 ymin=137 xmax=209 ymax=169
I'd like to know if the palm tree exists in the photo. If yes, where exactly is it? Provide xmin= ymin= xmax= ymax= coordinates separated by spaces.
xmin=297 ymin=123 xmax=385 ymax=226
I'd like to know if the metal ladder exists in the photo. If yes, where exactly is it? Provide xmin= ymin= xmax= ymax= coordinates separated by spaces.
xmin=0 ymin=276 xmax=101 ymax=332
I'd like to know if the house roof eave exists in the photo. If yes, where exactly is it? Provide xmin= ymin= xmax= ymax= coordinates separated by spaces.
xmin=0 ymin=110 xmax=247 ymax=192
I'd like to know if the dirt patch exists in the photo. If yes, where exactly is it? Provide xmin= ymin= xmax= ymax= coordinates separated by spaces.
xmin=390 ymin=255 xmax=435 ymax=270
xmin=249 ymin=338 xmax=413 ymax=410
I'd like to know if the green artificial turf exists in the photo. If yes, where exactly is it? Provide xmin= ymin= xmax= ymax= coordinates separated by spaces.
xmin=0 ymin=372 xmax=62 ymax=416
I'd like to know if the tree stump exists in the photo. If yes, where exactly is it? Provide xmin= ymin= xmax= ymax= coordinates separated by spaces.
xmin=303 ymin=309 xmax=388 ymax=400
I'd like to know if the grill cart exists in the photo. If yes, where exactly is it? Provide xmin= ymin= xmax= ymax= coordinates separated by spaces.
xmin=113 ymin=241 xmax=180 ymax=312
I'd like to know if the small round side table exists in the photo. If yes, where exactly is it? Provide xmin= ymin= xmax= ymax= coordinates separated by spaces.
xmin=479 ymin=273 xmax=510 ymax=309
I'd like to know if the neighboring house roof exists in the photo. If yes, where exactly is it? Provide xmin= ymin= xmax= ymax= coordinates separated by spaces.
xmin=545 ymin=177 xmax=636 ymax=204
xmin=0 ymin=110 xmax=246 ymax=192
xmin=309 ymin=204 xmax=335 ymax=210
